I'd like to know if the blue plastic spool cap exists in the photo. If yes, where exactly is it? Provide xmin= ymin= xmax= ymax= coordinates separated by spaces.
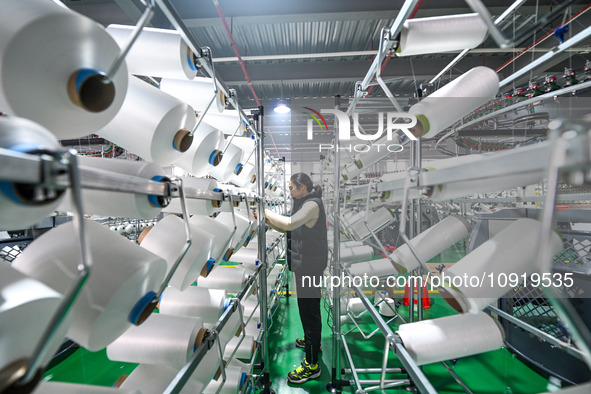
xmin=234 ymin=163 xmax=243 ymax=175
xmin=0 ymin=143 xmax=42 ymax=203
xmin=240 ymin=372 xmax=246 ymax=388
xmin=255 ymin=260 xmax=259 ymax=266
xmin=245 ymin=235 xmax=251 ymax=245
xmin=187 ymin=51 xmax=197 ymax=71
xmin=129 ymin=291 xmax=156 ymax=325
xmin=224 ymin=298 xmax=231 ymax=310
xmin=73 ymin=69 xmax=99 ymax=91
xmin=206 ymin=258 xmax=216 ymax=273
xmin=209 ymin=150 xmax=219 ymax=165
xmin=147 ymin=176 xmax=167 ymax=207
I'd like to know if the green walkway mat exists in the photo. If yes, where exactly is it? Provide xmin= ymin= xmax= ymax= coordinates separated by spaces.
xmin=264 ymin=256 xmax=552 ymax=393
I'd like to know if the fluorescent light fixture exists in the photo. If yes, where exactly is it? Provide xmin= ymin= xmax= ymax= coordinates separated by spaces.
xmin=274 ymin=99 xmax=290 ymax=114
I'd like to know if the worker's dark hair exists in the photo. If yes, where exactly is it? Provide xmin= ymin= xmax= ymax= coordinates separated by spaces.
xmin=290 ymin=173 xmax=321 ymax=196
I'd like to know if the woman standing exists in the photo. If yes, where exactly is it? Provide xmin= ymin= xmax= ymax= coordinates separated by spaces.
xmin=256 ymin=173 xmax=328 ymax=384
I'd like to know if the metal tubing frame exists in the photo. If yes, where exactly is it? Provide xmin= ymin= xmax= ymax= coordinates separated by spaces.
xmin=533 ymin=127 xmax=591 ymax=368
xmin=18 ymin=151 xmax=92 ymax=385
xmin=106 ymin=0 xmax=155 ymax=79
xmin=487 ymin=305 xmax=586 ymax=361
xmin=429 ymin=0 xmax=527 ymax=85
xmin=341 ymin=267 xmax=437 ymax=394
xmin=498 ymin=25 xmax=591 ymax=88
xmin=155 ymin=177 xmax=192 ymax=298
xmin=153 ymin=0 xmax=254 ymax=132
xmin=253 ymin=106 xmax=272 ymax=390
xmin=331 ymin=97 xmax=343 ymax=387
xmin=163 ymin=297 xmax=245 ymax=393
xmin=465 ymin=0 xmax=578 ymax=50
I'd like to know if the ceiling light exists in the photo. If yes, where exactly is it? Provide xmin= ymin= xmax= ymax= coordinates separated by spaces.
xmin=274 ymin=99 xmax=290 ymax=114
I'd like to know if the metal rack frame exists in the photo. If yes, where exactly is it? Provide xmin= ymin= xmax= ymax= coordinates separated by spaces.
xmin=0 ymin=1 xmax=286 ymax=392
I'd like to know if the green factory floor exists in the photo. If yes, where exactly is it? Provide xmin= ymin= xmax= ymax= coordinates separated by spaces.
xmin=43 ymin=247 xmax=554 ymax=393
xmin=265 ymin=273 xmax=551 ymax=394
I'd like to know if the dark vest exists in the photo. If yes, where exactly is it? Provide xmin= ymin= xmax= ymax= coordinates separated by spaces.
xmin=287 ymin=190 xmax=328 ymax=275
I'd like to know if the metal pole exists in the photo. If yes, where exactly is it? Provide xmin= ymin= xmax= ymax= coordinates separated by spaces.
xmin=414 ymin=139 xmax=423 ymax=322
xmin=280 ymin=157 xmax=290 ymax=297
xmin=332 ymin=96 xmax=342 ymax=386
xmin=253 ymin=107 xmax=272 ymax=391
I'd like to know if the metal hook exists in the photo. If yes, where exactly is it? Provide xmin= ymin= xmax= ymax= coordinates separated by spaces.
xmin=156 ymin=177 xmax=192 ymax=298
xmin=19 ymin=151 xmax=92 ymax=385
xmin=106 ymin=1 xmax=155 ymax=80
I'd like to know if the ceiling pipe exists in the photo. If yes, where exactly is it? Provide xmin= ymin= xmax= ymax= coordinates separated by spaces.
xmin=366 ymin=0 xmax=423 ymax=97
xmin=212 ymin=0 xmax=260 ymax=107
xmin=213 ymin=0 xmax=282 ymax=158
xmin=496 ymin=3 xmax=591 ymax=74
xmin=429 ymin=0 xmax=527 ymax=85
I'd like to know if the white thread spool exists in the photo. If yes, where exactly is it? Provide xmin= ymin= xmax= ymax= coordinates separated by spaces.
xmin=230 ymin=247 xmax=259 ymax=267
xmin=215 ymin=307 xmax=244 ymax=345
xmin=241 ymin=297 xmax=259 ymax=324
xmin=119 ymin=364 xmax=204 ymax=393
xmin=162 ymin=177 xmax=221 ymax=217
xmin=242 ymin=319 xmax=260 ymax=338
xmin=96 ymin=77 xmax=196 ymax=166
xmin=348 ymin=258 xmax=396 ymax=278
xmin=0 ymin=262 xmax=68 ymax=382
xmin=197 ymin=266 xmax=249 ymax=294
xmin=139 ymin=215 xmax=215 ymax=289
xmin=424 ymin=148 xmax=547 ymax=201
xmin=380 ymin=172 xmax=422 ymax=203
xmin=229 ymin=163 xmax=257 ymax=188
xmin=429 ymin=173 xmax=545 ymax=201
xmin=409 ymin=67 xmax=499 ymax=139
xmin=160 ymin=77 xmax=226 ymax=113
xmin=202 ymin=110 xmax=247 ymax=136
xmin=346 ymin=298 xmax=366 ymax=315
xmin=106 ymin=314 xmax=205 ymax=369
xmin=190 ymin=215 xmax=234 ymax=264
xmin=397 ymin=14 xmax=488 ymax=56
xmin=0 ymin=117 xmax=65 ymax=230
xmin=208 ymin=143 xmax=244 ymax=182
xmin=32 ymin=382 xmax=140 ymax=394
xmin=59 ymin=157 xmax=168 ymax=219
xmin=350 ymin=207 xmax=395 ymax=240
xmin=203 ymin=366 xmax=247 ymax=394
xmin=230 ymin=137 xmax=256 ymax=164
xmin=215 ymin=212 xmax=251 ymax=252
xmin=341 ymin=241 xmax=363 ymax=248
xmin=159 ymin=287 xmax=228 ymax=325
xmin=106 ymin=25 xmax=197 ymax=80
xmin=227 ymin=358 xmax=253 ymax=375
xmin=396 ymin=312 xmax=505 ymax=366
xmin=392 ymin=215 xmax=471 ymax=274
xmin=172 ymin=122 xmax=224 ymax=177
xmin=342 ymin=136 xmax=399 ymax=181
xmin=378 ymin=298 xmax=396 ymax=317
xmin=12 ymin=220 xmax=167 ymax=350
xmin=0 ymin=1 xmax=127 ymax=138
xmin=340 ymin=245 xmax=374 ymax=264
xmin=439 ymin=219 xmax=563 ymax=314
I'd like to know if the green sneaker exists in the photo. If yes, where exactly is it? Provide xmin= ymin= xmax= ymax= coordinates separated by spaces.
xmin=287 ymin=359 xmax=321 ymax=384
